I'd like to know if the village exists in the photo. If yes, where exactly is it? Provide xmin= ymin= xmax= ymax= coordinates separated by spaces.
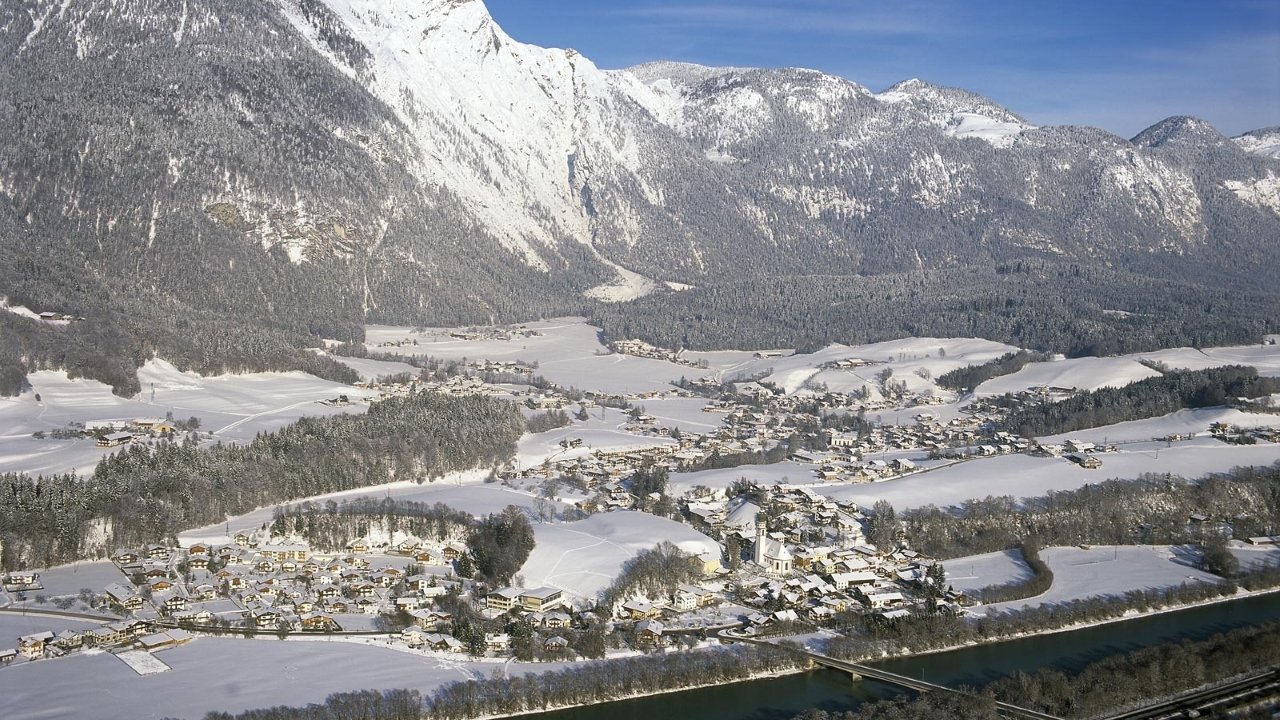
xmin=5 ymin=329 xmax=1279 ymax=679
xmin=0 ymin=493 xmax=956 ymax=671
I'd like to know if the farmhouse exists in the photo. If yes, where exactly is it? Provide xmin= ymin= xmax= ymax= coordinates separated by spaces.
xmin=97 ymin=431 xmax=134 ymax=448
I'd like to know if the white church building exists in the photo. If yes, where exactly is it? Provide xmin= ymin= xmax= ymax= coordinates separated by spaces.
xmin=753 ymin=516 xmax=793 ymax=575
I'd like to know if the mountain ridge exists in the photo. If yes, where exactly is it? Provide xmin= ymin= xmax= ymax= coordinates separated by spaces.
xmin=0 ymin=0 xmax=1277 ymax=394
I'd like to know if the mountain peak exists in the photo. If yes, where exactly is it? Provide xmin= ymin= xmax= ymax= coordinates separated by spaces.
xmin=1130 ymin=116 xmax=1225 ymax=148
xmin=874 ymin=78 xmax=1026 ymax=126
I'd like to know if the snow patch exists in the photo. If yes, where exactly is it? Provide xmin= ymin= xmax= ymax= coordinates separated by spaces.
xmin=1225 ymin=173 xmax=1280 ymax=215
xmin=944 ymin=113 xmax=1030 ymax=148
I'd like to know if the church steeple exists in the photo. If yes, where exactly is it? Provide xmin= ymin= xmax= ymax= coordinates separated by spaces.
xmin=753 ymin=514 xmax=768 ymax=566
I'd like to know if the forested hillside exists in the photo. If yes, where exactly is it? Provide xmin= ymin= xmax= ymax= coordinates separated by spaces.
xmin=0 ymin=392 xmax=525 ymax=569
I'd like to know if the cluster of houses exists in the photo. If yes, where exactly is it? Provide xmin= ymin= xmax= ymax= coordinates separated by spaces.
xmin=109 ymin=534 xmax=467 ymax=633
xmin=611 ymin=339 xmax=706 ymax=368
xmin=1209 ymin=422 xmax=1280 ymax=444
xmin=86 ymin=417 xmax=181 ymax=448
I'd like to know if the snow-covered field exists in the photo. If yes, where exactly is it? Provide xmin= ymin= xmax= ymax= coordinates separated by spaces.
xmin=0 ymin=361 xmax=377 ymax=476
xmin=0 ymin=613 xmax=107 ymax=640
xmin=0 ymin=636 xmax=574 ymax=720
xmin=365 ymin=320 xmax=691 ymax=395
xmin=1039 ymin=407 xmax=1280 ymax=445
xmin=975 ymin=356 xmax=1162 ymax=396
xmin=1230 ymin=543 xmax=1280 ymax=570
xmin=975 ymin=545 xmax=1223 ymax=615
xmin=329 ymin=355 xmax=420 ymax=382
xmin=515 ymin=416 xmax=677 ymax=470
xmin=943 ymin=549 xmax=1033 ymax=594
xmin=972 ymin=342 xmax=1280 ymax=398
xmin=7 ymin=561 xmax=129 ymax=602
xmin=812 ymin=440 xmax=1280 ymax=511
xmin=519 ymin=511 xmax=720 ymax=602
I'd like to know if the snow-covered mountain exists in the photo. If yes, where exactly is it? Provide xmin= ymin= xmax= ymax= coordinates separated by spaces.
xmin=1 ymin=0 xmax=1278 ymax=360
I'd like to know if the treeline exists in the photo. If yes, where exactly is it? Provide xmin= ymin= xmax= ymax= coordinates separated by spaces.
xmin=425 ymin=644 xmax=805 ymax=720
xmin=976 ymin=540 xmax=1053 ymax=604
xmin=202 ymin=644 xmax=805 ymax=720
xmin=828 ymin=574 xmax=1260 ymax=659
xmin=900 ymin=464 xmax=1280 ymax=559
xmin=600 ymin=541 xmax=703 ymax=607
xmin=593 ymin=267 xmax=1280 ymax=358
xmin=935 ymin=351 xmax=1050 ymax=392
xmin=270 ymin=497 xmax=475 ymax=552
xmin=525 ymin=409 xmax=570 ymax=433
xmin=465 ymin=507 xmax=536 ymax=586
xmin=791 ymin=694 xmax=999 ymax=720
xmin=0 ymin=392 xmax=525 ymax=569
xmin=1004 ymin=365 xmax=1280 ymax=437
xmin=987 ymin=622 xmax=1280 ymax=718
xmin=201 ymin=689 xmax=423 ymax=720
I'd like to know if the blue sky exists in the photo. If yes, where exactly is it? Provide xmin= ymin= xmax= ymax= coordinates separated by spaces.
xmin=485 ymin=0 xmax=1280 ymax=138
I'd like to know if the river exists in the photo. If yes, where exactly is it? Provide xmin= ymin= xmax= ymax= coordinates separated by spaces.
xmin=519 ymin=593 xmax=1280 ymax=720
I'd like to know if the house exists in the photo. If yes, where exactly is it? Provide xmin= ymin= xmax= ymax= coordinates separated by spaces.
xmin=0 ymin=649 xmax=15 ymax=664
xmin=252 ymin=609 xmax=280 ymax=628
xmin=542 ymin=611 xmax=572 ymax=629
xmin=485 ymin=632 xmax=510 ymax=652
xmin=52 ymin=630 xmax=84 ymax=651
xmin=2 ymin=571 xmax=41 ymax=591
xmin=428 ymin=634 xmax=466 ymax=653
xmin=97 ymin=431 xmax=134 ymax=448
xmin=1068 ymin=453 xmax=1102 ymax=469
xmin=829 ymin=571 xmax=878 ymax=590
xmin=260 ymin=544 xmax=309 ymax=562
xmin=862 ymin=590 xmax=905 ymax=609
xmin=673 ymin=584 xmax=716 ymax=610
xmin=544 ymin=635 xmax=571 ymax=653
xmin=486 ymin=587 xmax=522 ymax=612
xmin=620 ymin=600 xmax=659 ymax=620
xmin=634 ymin=619 xmax=665 ymax=647
xmin=300 ymin=613 xmax=340 ymax=632
xmin=18 ymin=631 xmax=54 ymax=659
xmin=112 ymin=549 xmax=140 ymax=565
xmin=105 ymin=582 xmax=143 ymax=612
xmin=1064 ymin=439 xmax=1096 ymax=454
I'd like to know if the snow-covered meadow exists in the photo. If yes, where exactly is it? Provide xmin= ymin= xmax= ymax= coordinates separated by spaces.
xmin=967 ymin=545 xmax=1225 ymax=615
xmin=0 ymin=361 xmax=377 ymax=476
xmin=0 ymin=636 xmax=575 ymax=720
xmin=518 ymin=511 xmax=720 ymax=602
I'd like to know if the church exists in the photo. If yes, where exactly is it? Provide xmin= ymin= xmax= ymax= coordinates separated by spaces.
xmin=753 ymin=515 xmax=793 ymax=575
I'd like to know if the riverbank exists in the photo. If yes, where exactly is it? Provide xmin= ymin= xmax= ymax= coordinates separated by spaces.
xmin=470 ymin=664 xmax=810 ymax=720
xmin=491 ymin=584 xmax=1280 ymax=720
xmin=852 ymin=583 xmax=1280 ymax=664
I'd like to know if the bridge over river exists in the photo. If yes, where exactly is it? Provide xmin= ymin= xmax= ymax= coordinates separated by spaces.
xmin=796 ymin=647 xmax=1064 ymax=720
